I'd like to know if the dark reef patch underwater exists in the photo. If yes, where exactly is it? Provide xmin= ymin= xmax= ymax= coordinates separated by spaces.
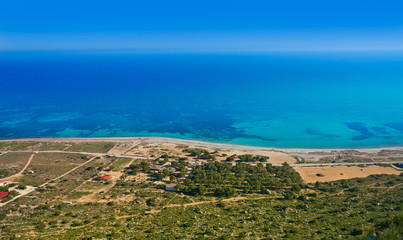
xmin=1 ymin=52 xmax=403 ymax=148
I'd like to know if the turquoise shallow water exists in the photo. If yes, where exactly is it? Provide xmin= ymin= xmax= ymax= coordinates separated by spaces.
xmin=1 ymin=51 xmax=403 ymax=148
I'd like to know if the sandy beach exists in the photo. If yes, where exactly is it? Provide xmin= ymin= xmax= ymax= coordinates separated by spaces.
xmin=3 ymin=136 xmax=403 ymax=152
xmin=3 ymin=136 xmax=403 ymax=156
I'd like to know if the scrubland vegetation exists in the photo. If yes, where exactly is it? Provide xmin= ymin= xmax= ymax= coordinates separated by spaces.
xmin=0 ymin=141 xmax=115 ymax=153
xmin=0 ymin=141 xmax=402 ymax=239
xmin=0 ymin=173 xmax=401 ymax=239
xmin=0 ymin=153 xmax=33 ymax=178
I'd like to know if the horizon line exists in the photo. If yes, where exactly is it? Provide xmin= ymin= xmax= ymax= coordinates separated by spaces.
xmin=2 ymin=48 xmax=403 ymax=54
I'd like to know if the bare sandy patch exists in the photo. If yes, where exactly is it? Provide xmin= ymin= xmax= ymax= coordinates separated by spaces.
xmin=107 ymin=141 xmax=140 ymax=155
xmin=125 ymin=142 xmax=296 ymax=164
xmin=295 ymin=165 xmax=402 ymax=183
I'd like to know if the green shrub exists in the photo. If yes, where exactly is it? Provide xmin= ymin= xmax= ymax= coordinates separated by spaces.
xmin=35 ymin=221 xmax=46 ymax=231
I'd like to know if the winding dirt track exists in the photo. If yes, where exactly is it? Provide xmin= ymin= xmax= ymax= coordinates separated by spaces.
xmin=1 ymin=153 xmax=36 ymax=181
xmin=0 ymin=155 xmax=98 ymax=207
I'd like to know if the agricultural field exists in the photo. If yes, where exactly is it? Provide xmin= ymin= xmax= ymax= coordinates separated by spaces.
xmin=295 ymin=165 xmax=402 ymax=183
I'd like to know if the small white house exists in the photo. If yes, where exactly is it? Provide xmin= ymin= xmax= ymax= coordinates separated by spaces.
xmin=0 ymin=181 xmax=9 ymax=187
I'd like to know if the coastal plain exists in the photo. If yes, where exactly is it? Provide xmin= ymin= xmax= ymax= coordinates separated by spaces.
xmin=0 ymin=137 xmax=402 ymax=239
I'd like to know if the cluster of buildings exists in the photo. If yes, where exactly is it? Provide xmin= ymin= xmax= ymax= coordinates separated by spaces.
xmin=148 ymin=159 xmax=205 ymax=192
xmin=89 ymin=159 xmax=204 ymax=192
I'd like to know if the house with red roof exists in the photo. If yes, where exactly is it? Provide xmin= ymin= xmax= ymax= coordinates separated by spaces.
xmin=93 ymin=174 xmax=111 ymax=183
xmin=0 ymin=192 xmax=10 ymax=201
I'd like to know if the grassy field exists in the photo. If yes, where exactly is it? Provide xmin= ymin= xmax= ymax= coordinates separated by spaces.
xmin=65 ymin=142 xmax=115 ymax=153
xmin=66 ymin=191 xmax=92 ymax=199
xmin=0 ymin=142 xmax=38 ymax=151
xmin=109 ymin=158 xmax=132 ymax=171
xmin=0 ymin=141 xmax=118 ymax=153
xmin=0 ymin=152 xmax=33 ymax=178
xmin=0 ymin=141 xmax=74 ymax=151
xmin=16 ymin=153 xmax=91 ymax=186
xmin=5 ymin=155 xmax=114 ymax=206
xmin=36 ymin=142 xmax=72 ymax=151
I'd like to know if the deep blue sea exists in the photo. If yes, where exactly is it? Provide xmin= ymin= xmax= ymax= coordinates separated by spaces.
xmin=1 ymin=51 xmax=403 ymax=148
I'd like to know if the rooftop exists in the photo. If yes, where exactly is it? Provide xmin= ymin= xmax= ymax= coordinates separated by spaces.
xmin=0 ymin=192 xmax=10 ymax=199
xmin=95 ymin=174 xmax=111 ymax=181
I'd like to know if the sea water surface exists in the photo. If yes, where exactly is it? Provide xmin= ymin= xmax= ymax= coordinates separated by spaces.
xmin=1 ymin=51 xmax=403 ymax=148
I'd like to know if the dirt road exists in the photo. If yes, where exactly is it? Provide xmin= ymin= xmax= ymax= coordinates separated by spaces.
xmin=1 ymin=153 xmax=36 ymax=181
xmin=0 ymin=155 xmax=98 ymax=207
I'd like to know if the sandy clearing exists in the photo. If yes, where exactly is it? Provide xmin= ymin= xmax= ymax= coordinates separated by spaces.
xmin=295 ymin=165 xmax=402 ymax=183
xmin=125 ymin=141 xmax=296 ymax=164
xmin=107 ymin=141 xmax=140 ymax=155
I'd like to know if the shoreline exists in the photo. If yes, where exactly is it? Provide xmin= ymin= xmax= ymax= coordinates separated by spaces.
xmin=1 ymin=136 xmax=402 ymax=183
xmin=2 ymin=136 xmax=403 ymax=154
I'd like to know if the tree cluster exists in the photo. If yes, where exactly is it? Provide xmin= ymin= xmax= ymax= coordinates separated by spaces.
xmin=225 ymin=154 xmax=269 ymax=162
xmin=178 ymin=162 xmax=302 ymax=197
xmin=182 ymin=148 xmax=216 ymax=160
xmin=237 ymin=154 xmax=269 ymax=162
xmin=127 ymin=161 xmax=150 ymax=175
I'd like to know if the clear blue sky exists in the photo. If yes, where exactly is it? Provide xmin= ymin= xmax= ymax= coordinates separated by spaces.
xmin=1 ymin=0 xmax=402 ymax=52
